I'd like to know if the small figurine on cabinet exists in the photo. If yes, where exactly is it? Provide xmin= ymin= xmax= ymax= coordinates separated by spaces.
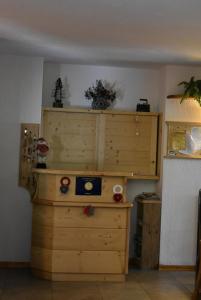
xmin=52 ymin=78 xmax=65 ymax=108
xmin=36 ymin=138 xmax=49 ymax=169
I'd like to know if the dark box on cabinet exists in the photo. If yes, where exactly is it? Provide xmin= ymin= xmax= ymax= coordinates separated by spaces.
xmin=136 ymin=99 xmax=150 ymax=112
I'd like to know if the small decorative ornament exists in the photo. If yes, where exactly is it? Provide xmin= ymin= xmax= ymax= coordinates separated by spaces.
xmin=36 ymin=138 xmax=49 ymax=169
xmin=136 ymin=99 xmax=150 ymax=112
xmin=52 ymin=77 xmax=65 ymax=108
xmin=83 ymin=205 xmax=95 ymax=216
xmin=84 ymin=181 xmax=93 ymax=191
xmin=60 ymin=177 xmax=71 ymax=186
xmin=113 ymin=184 xmax=123 ymax=194
xmin=60 ymin=176 xmax=71 ymax=194
xmin=113 ymin=193 xmax=123 ymax=203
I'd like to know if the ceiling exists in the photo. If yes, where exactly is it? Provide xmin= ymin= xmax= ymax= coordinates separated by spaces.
xmin=1 ymin=0 xmax=201 ymax=66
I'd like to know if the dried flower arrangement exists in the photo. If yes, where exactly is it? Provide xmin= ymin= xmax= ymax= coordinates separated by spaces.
xmin=85 ymin=80 xmax=116 ymax=109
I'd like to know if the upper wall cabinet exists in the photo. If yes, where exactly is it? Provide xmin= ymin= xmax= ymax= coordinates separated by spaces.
xmin=103 ymin=114 xmax=158 ymax=176
xmin=42 ymin=108 xmax=161 ymax=178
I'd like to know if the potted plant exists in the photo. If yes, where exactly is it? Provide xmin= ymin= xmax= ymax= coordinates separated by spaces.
xmin=84 ymin=79 xmax=116 ymax=110
xmin=178 ymin=76 xmax=201 ymax=106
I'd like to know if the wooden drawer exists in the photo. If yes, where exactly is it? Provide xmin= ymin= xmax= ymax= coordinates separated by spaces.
xmin=32 ymin=225 xmax=126 ymax=251
xmin=32 ymin=247 xmax=125 ymax=274
xmin=32 ymin=204 xmax=128 ymax=229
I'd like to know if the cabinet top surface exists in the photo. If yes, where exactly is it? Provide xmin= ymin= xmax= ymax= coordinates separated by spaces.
xmin=33 ymin=198 xmax=133 ymax=208
xmin=42 ymin=107 xmax=160 ymax=116
xmin=135 ymin=198 xmax=161 ymax=204
xmin=32 ymin=168 xmax=133 ymax=177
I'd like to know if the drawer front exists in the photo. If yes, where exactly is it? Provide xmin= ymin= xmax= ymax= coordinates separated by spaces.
xmin=54 ymin=206 xmax=127 ymax=229
xmin=32 ymin=247 xmax=125 ymax=274
xmin=32 ymin=205 xmax=128 ymax=229
xmin=32 ymin=225 xmax=126 ymax=251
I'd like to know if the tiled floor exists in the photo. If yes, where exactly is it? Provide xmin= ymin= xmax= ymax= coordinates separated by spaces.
xmin=0 ymin=268 xmax=195 ymax=300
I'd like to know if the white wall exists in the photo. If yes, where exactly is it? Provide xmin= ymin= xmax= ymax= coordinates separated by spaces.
xmin=160 ymin=65 xmax=201 ymax=266
xmin=4 ymin=59 xmax=200 ymax=265
xmin=43 ymin=63 xmax=161 ymax=112
xmin=0 ymin=55 xmax=43 ymax=261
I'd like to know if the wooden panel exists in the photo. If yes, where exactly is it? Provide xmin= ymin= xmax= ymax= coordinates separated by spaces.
xmin=32 ymin=269 xmax=125 ymax=282
xmin=157 ymin=113 xmax=163 ymax=177
xmin=32 ymin=204 xmax=128 ymax=229
xmin=32 ymin=247 xmax=125 ymax=274
xmin=125 ymin=206 xmax=131 ymax=274
xmin=55 ymin=175 xmax=126 ymax=203
xmin=41 ymin=108 xmax=160 ymax=177
xmin=135 ymin=200 xmax=161 ymax=270
xmin=32 ymin=226 xmax=126 ymax=251
xmin=32 ymin=204 xmax=54 ymax=227
xmin=33 ymin=198 xmax=132 ymax=208
xmin=32 ymin=225 xmax=53 ymax=249
xmin=96 ymin=114 xmax=105 ymax=170
xmin=42 ymin=110 xmax=97 ymax=170
xmin=19 ymin=123 xmax=39 ymax=192
xmin=53 ymin=228 xmax=126 ymax=251
xmin=31 ymin=247 xmax=52 ymax=272
xmin=141 ymin=203 xmax=161 ymax=269
xmin=37 ymin=173 xmax=127 ymax=203
xmin=103 ymin=114 xmax=158 ymax=175
xmin=52 ymin=250 xmax=125 ymax=274
xmin=38 ymin=174 xmax=57 ymax=200
xmin=53 ymin=206 xmax=128 ymax=229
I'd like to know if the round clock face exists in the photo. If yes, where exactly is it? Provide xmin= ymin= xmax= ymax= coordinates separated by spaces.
xmin=113 ymin=184 xmax=123 ymax=194
xmin=84 ymin=181 xmax=93 ymax=191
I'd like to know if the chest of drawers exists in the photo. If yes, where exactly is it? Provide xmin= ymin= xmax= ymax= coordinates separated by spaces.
xmin=31 ymin=169 xmax=132 ymax=282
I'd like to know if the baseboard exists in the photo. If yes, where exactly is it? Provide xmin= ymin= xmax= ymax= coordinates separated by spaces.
xmin=0 ymin=262 xmax=30 ymax=268
xmin=159 ymin=265 xmax=195 ymax=271
xmin=0 ymin=261 xmax=194 ymax=271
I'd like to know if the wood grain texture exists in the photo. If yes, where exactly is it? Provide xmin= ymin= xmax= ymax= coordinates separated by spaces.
xmin=53 ymin=206 xmax=128 ymax=229
xmin=159 ymin=265 xmax=195 ymax=271
xmin=42 ymin=107 xmax=159 ymax=116
xmin=103 ymin=114 xmax=158 ymax=175
xmin=135 ymin=198 xmax=161 ymax=269
xmin=32 ymin=247 xmax=125 ymax=274
xmin=32 ymin=198 xmax=132 ymax=208
xmin=41 ymin=108 xmax=160 ymax=177
xmin=32 ymin=226 xmax=126 ymax=251
xmin=32 ymin=269 xmax=125 ymax=281
xmin=31 ymin=170 xmax=131 ymax=281
xmin=42 ymin=110 xmax=97 ymax=170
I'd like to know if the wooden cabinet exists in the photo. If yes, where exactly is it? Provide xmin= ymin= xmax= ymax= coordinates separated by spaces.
xmin=31 ymin=169 xmax=132 ymax=282
xmin=103 ymin=113 xmax=158 ymax=175
xmin=134 ymin=194 xmax=161 ymax=269
xmin=42 ymin=108 xmax=161 ymax=179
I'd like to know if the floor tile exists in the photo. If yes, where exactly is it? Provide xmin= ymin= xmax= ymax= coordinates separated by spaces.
xmin=0 ymin=268 xmax=196 ymax=300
